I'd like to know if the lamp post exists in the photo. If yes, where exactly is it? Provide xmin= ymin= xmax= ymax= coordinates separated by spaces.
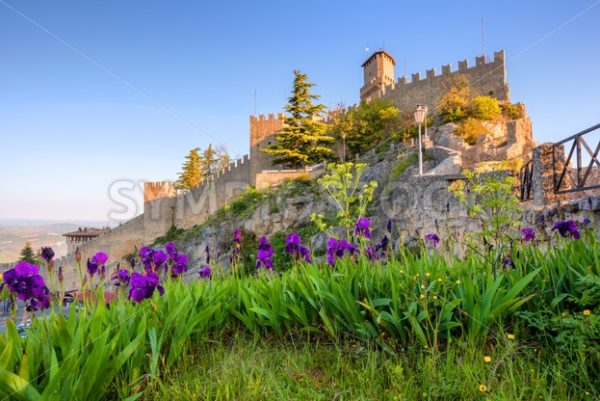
xmin=414 ymin=104 xmax=428 ymax=176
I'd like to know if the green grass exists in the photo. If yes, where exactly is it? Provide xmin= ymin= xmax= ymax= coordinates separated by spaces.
xmin=146 ymin=334 xmax=585 ymax=401
xmin=1 ymin=232 xmax=598 ymax=400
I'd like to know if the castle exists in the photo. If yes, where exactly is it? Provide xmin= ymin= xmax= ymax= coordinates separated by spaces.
xmin=53 ymin=49 xmax=512 ymax=285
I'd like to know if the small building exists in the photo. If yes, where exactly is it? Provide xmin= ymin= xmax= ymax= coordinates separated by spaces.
xmin=63 ymin=227 xmax=109 ymax=254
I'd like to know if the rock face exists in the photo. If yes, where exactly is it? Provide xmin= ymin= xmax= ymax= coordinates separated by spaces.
xmin=175 ymin=143 xmax=476 ymax=275
xmin=429 ymin=117 xmax=535 ymax=168
xmin=169 ymin=116 xmax=541 ymax=276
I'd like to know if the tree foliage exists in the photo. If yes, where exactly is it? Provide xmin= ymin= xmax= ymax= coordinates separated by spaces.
xmin=176 ymin=148 xmax=203 ymax=189
xmin=469 ymin=96 xmax=501 ymax=121
xmin=262 ymin=70 xmax=334 ymax=168
xmin=176 ymin=145 xmax=231 ymax=189
xmin=437 ymin=74 xmax=471 ymax=123
xmin=19 ymin=241 xmax=38 ymax=264
xmin=329 ymin=99 xmax=402 ymax=157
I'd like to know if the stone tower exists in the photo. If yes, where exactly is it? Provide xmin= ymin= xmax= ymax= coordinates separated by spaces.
xmin=249 ymin=113 xmax=285 ymax=184
xmin=360 ymin=50 xmax=396 ymax=102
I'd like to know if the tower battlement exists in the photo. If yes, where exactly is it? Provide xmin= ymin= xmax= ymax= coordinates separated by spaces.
xmin=361 ymin=50 xmax=509 ymax=110
xmin=143 ymin=181 xmax=177 ymax=203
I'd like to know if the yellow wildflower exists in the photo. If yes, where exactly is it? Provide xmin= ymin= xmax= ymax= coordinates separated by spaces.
xmin=507 ymin=333 xmax=515 ymax=341
xmin=483 ymin=356 xmax=492 ymax=364
xmin=425 ymin=272 xmax=430 ymax=278
xmin=420 ymin=294 xmax=426 ymax=300
xmin=479 ymin=384 xmax=487 ymax=393
xmin=456 ymin=279 xmax=462 ymax=285
xmin=421 ymin=284 xmax=427 ymax=290
xmin=583 ymin=309 xmax=591 ymax=316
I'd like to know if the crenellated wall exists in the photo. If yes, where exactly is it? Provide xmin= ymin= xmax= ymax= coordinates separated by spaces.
xmin=364 ymin=50 xmax=509 ymax=112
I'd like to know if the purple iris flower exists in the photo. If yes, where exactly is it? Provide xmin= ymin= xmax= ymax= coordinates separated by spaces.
xmin=153 ymin=250 xmax=168 ymax=269
xmin=165 ymin=242 xmax=177 ymax=259
xmin=502 ymin=257 xmax=515 ymax=268
xmin=365 ymin=246 xmax=379 ymax=260
xmin=256 ymin=236 xmax=274 ymax=269
xmin=386 ymin=220 xmax=393 ymax=234
xmin=520 ymin=227 xmax=535 ymax=242
xmin=583 ymin=216 xmax=591 ymax=226
xmin=424 ymin=233 xmax=440 ymax=247
xmin=230 ymin=229 xmax=242 ymax=264
xmin=87 ymin=252 xmax=109 ymax=276
xmin=326 ymin=238 xmax=356 ymax=266
xmin=171 ymin=254 xmax=189 ymax=277
xmin=284 ymin=232 xmax=312 ymax=263
xmin=112 ymin=269 xmax=131 ymax=286
xmin=93 ymin=252 xmax=109 ymax=265
xmin=2 ymin=262 xmax=49 ymax=309
xmin=199 ymin=265 xmax=212 ymax=279
xmin=354 ymin=217 xmax=372 ymax=239
xmin=552 ymin=220 xmax=580 ymax=239
xmin=87 ymin=258 xmax=99 ymax=276
xmin=128 ymin=272 xmax=165 ymax=303
xmin=376 ymin=235 xmax=389 ymax=252
xmin=28 ymin=290 xmax=50 ymax=311
xmin=41 ymin=247 xmax=55 ymax=262
xmin=140 ymin=247 xmax=167 ymax=272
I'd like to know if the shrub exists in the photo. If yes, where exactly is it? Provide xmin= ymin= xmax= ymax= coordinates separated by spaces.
xmin=453 ymin=117 xmax=487 ymax=145
xmin=438 ymin=74 xmax=470 ymax=123
xmin=501 ymin=102 xmax=526 ymax=119
xmin=469 ymin=96 xmax=501 ymax=120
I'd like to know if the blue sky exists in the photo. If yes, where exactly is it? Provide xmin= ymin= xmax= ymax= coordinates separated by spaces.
xmin=1 ymin=0 xmax=599 ymax=222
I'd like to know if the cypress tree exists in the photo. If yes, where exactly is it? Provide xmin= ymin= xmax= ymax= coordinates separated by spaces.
xmin=262 ymin=70 xmax=334 ymax=168
xmin=176 ymin=148 xmax=203 ymax=189
xmin=19 ymin=241 xmax=37 ymax=264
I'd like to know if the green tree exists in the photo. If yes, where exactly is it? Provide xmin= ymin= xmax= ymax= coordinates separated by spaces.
xmin=176 ymin=148 xmax=203 ymax=189
xmin=469 ymin=96 xmax=501 ymax=120
xmin=262 ymin=70 xmax=334 ymax=168
xmin=19 ymin=241 xmax=38 ymax=264
xmin=330 ymin=99 xmax=401 ymax=157
xmin=449 ymin=170 xmax=522 ymax=278
xmin=200 ymin=144 xmax=231 ymax=177
xmin=311 ymin=162 xmax=378 ymax=240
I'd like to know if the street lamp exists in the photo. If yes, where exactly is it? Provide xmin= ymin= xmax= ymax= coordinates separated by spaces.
xmin=414 ymin=104 xmax=428 ymax=176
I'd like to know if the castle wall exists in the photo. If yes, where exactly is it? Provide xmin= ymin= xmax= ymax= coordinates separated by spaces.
xmin=376 ymin=51 xmax=509 ymax=112
xmin=255 ymin=163 xmax=326 ymax=190
xmin=249 ymin=113 xmax=285 ymax=183
xmin=53 ymin=214 xmax=145 ymax=291
xmin=172 ymin=154 xmax=252 ymax=230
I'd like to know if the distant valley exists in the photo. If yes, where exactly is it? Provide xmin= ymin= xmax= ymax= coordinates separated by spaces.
xmin=0 ymin=220 xmax=109 ymax=264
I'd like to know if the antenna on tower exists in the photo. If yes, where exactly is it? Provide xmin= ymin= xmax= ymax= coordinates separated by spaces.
xmin=480 ymin=17 xmax=485 ymax=55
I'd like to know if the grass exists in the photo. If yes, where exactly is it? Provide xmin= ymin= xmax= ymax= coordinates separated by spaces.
xmin=146 ymin=334 xmax=584 ymax=401
xmin=1 ymin=231 xmax=598 ymax=400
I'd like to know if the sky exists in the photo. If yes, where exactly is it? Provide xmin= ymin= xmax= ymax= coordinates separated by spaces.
xmin=1 ymin=0 xmax=599 ymax=223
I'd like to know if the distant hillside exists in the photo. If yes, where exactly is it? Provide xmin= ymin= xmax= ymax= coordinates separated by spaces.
xmin=0 ymin=222 xmax=85 ymax=263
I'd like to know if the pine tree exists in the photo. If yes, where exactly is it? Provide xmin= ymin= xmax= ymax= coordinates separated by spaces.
xmin=200 ymin=144 xmax=231 ymax=177
xmin=19 ymin=241 xmax=37 ymax=264
xmin=176 ymin=148 xmax=203 ymax=189
xmin=262 ymin=70 xmax=334 ymax=168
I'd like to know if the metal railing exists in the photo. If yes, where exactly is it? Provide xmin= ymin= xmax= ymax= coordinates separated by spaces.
xmin=553 ymin=123 xmax=600 ymax=194
xmin=519 ymin=158 xmax=534 ymax=201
